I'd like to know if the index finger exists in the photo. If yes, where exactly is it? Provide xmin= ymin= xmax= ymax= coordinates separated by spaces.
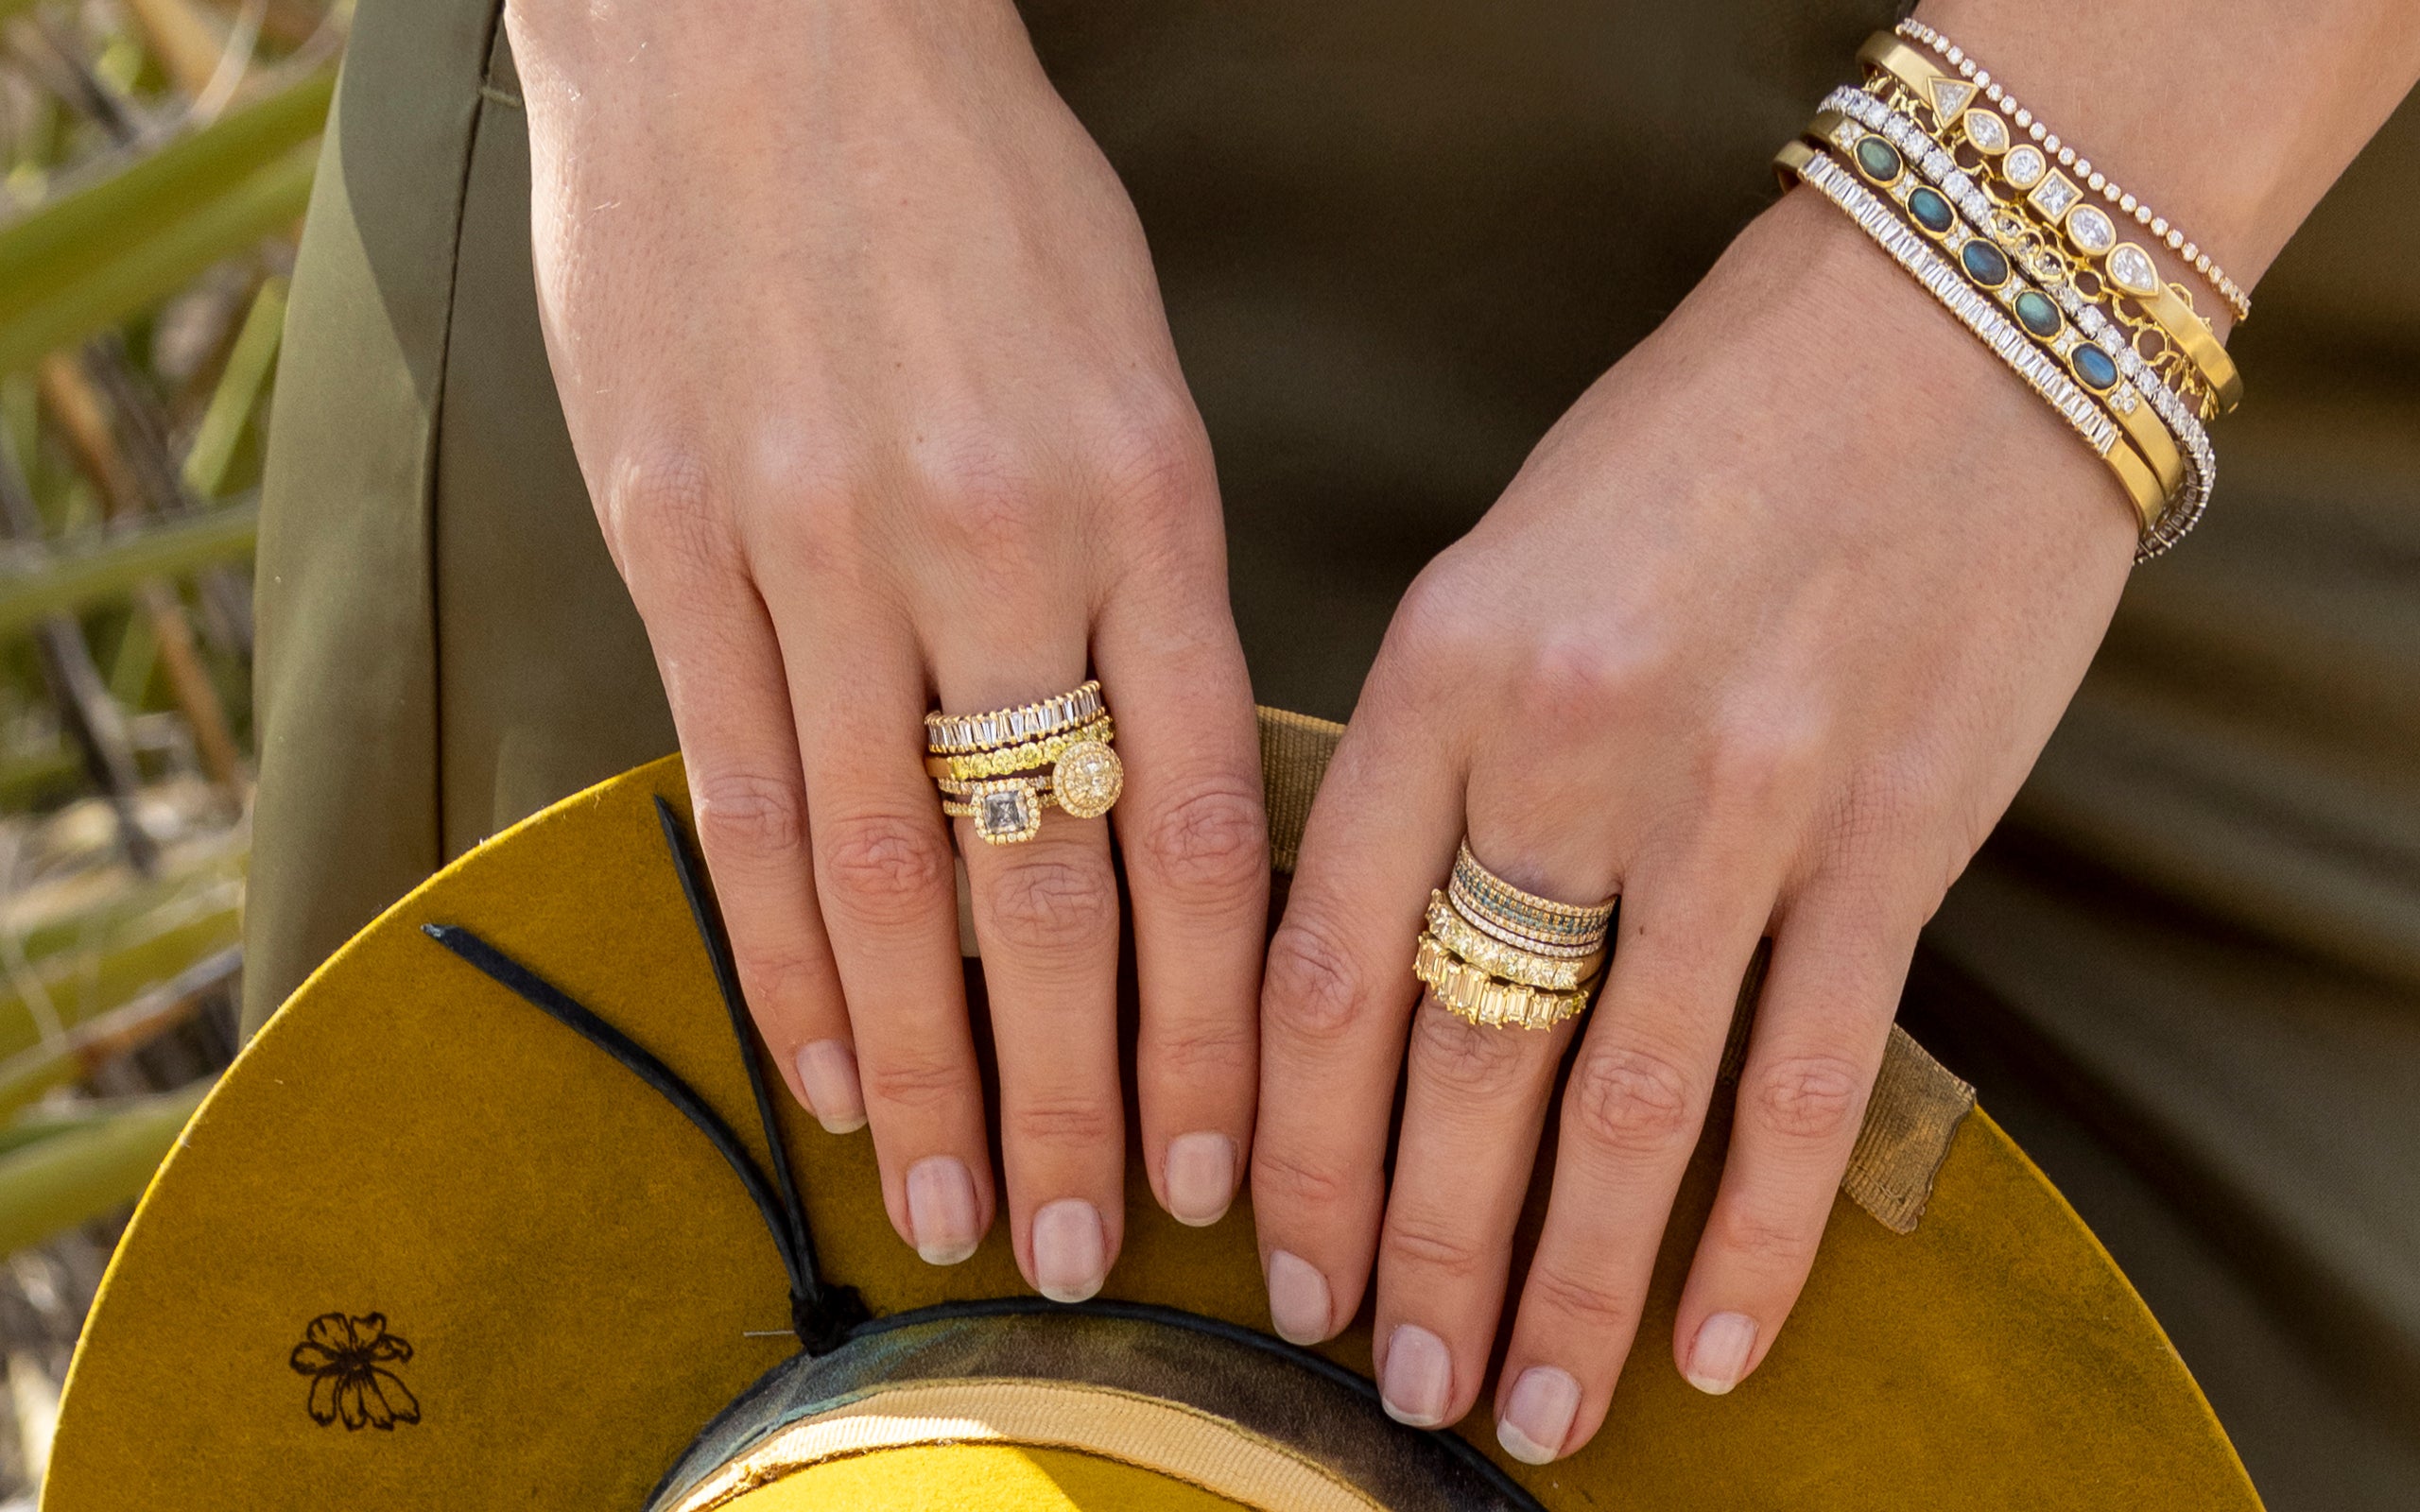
xmin=1252 ymin=681 xmax=1463 ymax=1344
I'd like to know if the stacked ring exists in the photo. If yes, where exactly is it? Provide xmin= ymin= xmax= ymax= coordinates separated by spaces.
xmin=1412 ymin=843 xmax=1616 ymax=1030
xmin=925 ymin=680 xmax=1123 ymax=846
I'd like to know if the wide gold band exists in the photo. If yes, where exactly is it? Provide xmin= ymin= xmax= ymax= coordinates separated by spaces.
xmin=1414 ymin=935 xmax=1595 ymax=1029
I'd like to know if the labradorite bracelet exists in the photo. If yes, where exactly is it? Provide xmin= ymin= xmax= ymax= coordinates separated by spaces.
xmin=1814 ymin=85 xmax=2216 ymax=555
xmin=1777 ymin=140 xmax=2169 ymax=544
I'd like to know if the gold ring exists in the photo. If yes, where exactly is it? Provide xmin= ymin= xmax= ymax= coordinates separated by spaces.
xmin=1414 ymin=935 xmax=1595 ymax=1029
xmin=925 ymin=679 xmax=1105 ymax=754
xmin=939 ymin=777 xmax=1055 ymax=846
xmin=1448 ymin=842 xmax=1616 ymax=952
xmin=925 ymin=716 xmax=1115 ymax=782
xmin=1425 ymin=893 xmax=1604 ymax=991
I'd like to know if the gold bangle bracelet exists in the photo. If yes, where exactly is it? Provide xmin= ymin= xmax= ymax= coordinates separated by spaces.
xmin=1857 ymin=34 xmax=2240 ymax=413
xmin=925 ymin=717 xmax=1115 ymax=782
xmin=1778 ymin=139 xmax=2167 ymax=537
xmin=1812 ymin=107 xmax=2187 ymax=501
xmin=1414 ymin=935 xmax=1595 ymax=1030
xmin=1426 ymin=894 xmax=1605 ymax=991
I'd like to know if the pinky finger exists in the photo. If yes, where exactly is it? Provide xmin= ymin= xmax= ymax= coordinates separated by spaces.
xmin=1668 ymin=885 xmax=1920 ymax=1396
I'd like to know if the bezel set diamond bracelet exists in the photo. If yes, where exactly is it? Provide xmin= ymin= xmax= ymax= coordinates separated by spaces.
xmin=1778 ymin=29 xmax=2240 ymax=558
xmin=1895 ymin=17 xmax=2251 ymax=321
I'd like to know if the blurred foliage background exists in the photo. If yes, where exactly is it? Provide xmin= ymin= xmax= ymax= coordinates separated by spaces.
xmin=0 ymin=0 xmax=344 ymax=1499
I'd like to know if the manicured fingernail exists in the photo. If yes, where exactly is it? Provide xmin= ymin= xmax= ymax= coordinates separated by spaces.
xmin=1164 ymin=1132 xmax=1237 ymax=1227
xmin=1496 ymin=1366 xmax=1581 ymax=1465
xmin=793 ymin=1040 xmax=866 ymax=1134
xmin=906 ymin=1156 xmax=981 ymax=1265
xmin=1379 ymin=1324 xmax=1454 ymax=1428
xmin=1685 ymin=1312 xmax=1759 ymax=1395
xmin=1264 ymin=1250 xmax=1331 ymax=1345
xmin=1030 ymin=1198 xmax=1108 ymax=1303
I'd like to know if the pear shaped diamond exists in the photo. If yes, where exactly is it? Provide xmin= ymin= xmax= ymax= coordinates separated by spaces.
xmin=2108 ymin=242 xmax=2162 ymax=297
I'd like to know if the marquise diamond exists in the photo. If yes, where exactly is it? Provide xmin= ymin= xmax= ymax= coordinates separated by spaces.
xmin=1963 ymin=108 xmax=2010 ymax=152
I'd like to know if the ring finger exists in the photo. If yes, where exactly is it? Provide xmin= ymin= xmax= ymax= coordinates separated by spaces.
xmin=1372 ymin=791 xmax=1618 ymax=1430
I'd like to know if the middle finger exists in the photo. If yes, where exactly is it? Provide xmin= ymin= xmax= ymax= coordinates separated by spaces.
xmin=933 ymin=646 xmax=1127 ymax=1305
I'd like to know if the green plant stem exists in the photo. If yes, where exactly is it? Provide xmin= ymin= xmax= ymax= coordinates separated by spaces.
xmin=0 ymin=498 xmax=256 ymax=640
xmin=0 ymin=1078 xmax=211 ymax=1257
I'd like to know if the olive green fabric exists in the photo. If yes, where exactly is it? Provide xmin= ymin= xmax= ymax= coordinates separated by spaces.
xmin=245 ymin=1 xmax=2420 ymax=1504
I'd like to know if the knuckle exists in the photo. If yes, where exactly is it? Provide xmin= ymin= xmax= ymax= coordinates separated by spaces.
xmin=1252 ymin=1143 xmax=1362 ymax=1213
xmin=1746 ymin=1053 xmax=1868 ymax=1146
xmin=1507 ymin=632 xmax=1664 ymax=732
xmin=734 ymin=941 xmax=832 ymax=1016
xmin=1261 ymin=920 xmax=1383 ymax=1049
xmin=1411 ymin=1005 xmax=1537 ymax=1095
xmin=1699 ymin=708 xmax=1827 ymax=815
xmin=1008 ymin=1093 xmax=1121 ymax=1152
xmin=1149 ymin=1015 xmax=1257 ymax=1084
xmin=916 ymin=431 xmax=1052 ymax=569
xmin=1385 ymin=563 xmax=1491 ymax=679
xmin=608 ymin=442 xmax=730 ymax=579
xmin=1383 ymin=1213 xmax=1489 ymax=1284
xmin=1522 ymin=1259 xmax=1638 ymax=1334
xmin=820 ymin=811 xmax=952 ymax=926
xmin=858 ymin=1051 xmax=969 ymax=1113
xmin=983 ymin=853 xmax=1118 ymax=956
xmin=1131 ymin=781 xmax=1267 ymax=907
xmin=692 ymin=772 xmax=807 ymax=859
xmin=1706 ymin=1200 xmax=1819 ymax=1279
xmin=1094 ymin=404 xmax=1214 ymax=523
xmin=1567 ymin=1043 xmax=1702 ymax=1159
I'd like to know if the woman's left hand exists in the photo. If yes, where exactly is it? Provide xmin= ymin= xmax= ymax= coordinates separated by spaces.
xmin=1249 ymin=187 xmax=2142 ymax=1461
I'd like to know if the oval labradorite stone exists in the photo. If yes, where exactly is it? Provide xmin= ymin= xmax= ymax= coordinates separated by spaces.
xmin=2072 ymin=342 xmax=2120 ymax=391
xmin=1961 ymin=239 xmax=2011 ymax=287
xmin=1854 ymin=135 xmax=1903 ymax=182
xmin=2014 ymin=289 xmax=2063 ymax=338
xmin=1908 ymin=186 xmax=1954 ymax=233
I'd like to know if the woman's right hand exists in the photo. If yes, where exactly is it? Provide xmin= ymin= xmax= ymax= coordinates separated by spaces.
xmin=508 ymin=0 xmax=1269 ymax=1303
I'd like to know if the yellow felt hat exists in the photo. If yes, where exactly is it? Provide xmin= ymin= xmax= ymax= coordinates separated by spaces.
xmin=43 ymin=724 xmax=2260 ymax=1510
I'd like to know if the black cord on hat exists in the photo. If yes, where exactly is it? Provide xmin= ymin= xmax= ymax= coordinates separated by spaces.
xmin=421 ymin=799 xmax=868 ymax=1355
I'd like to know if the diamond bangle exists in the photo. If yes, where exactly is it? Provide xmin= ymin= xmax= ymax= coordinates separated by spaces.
xmin=1892 ymin=18 xmax=2250 ymax=324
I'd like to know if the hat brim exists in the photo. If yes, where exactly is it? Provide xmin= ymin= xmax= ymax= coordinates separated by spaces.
xmin=46 ymin=755 xmax=2257 ymax=1509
